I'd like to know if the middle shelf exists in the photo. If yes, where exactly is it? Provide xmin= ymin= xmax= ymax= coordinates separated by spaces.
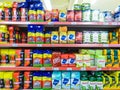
xmin=0 ymin=44 xmax=120 ymax=48
xmin=0 ymin=67 xmax=120 ymax=71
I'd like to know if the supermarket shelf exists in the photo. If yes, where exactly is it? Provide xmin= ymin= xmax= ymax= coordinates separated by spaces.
xmin=0 ymin=21 xmax=30 ymax=27
xmin=32 ymin=22 xmax=120 ymax=27
xmin=104 ymin=89 xmax=120 ymax=90
xmin=0 ymin=21 xmax=120 ymax=27
xmin=0 ymin=44 xmax=120 ymax=48
xmin=0 ymin=67 xmax=120 ymax=71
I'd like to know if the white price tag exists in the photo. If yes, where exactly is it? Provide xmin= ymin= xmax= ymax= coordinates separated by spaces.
xmin=103 ymin=44 xmax=109 ymax=47
xmin=40 ymin=67 xmax=45 ymax=70
xmin=12 ymin=44 xmax=18 ymax=47
xmin=81 ymin=67 xmax=86 ymax=71
xmin=67 ymin=68 xmax=72 ymax=71
xmin=97 ymin=68 xmax=102 ymax=71
xmin=37 ymin=44 xmax=42 ymax=47
xmin=103 ymin=22 xmax=109 ymax=25
xmin=53 ymin=68 xmax=59 ymax=70
xmin=48 ymin=22 xmax=54 ymax=25
xmin=112 ymin=22 xmax=117 ymax=25
xmin=71 ymin=22 xmax=77 ymax=25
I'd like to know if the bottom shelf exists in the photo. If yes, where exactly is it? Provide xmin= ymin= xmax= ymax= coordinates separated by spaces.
xmin=103 ymin=88 xmax=120 ymax=90
xmin=0 ymin=67 xmax=120 ymax=71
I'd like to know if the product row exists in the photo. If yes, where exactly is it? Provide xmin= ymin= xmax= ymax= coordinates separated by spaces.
xmin=28 ymin=25 xmax=120 ymax=44
xmin=0 ymin=25 xmax=27 ymax=44
xmin=0 ymin=71 xmax=120 ymax=90
xmin=0 ymin=49 xmax=120 ymax=68
xmin=0 ymin=25 xmax=120 ymax=44
xmin=0 ymin=1 xmax=120 ymax=22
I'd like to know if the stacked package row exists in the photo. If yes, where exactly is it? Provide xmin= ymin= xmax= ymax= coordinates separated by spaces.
xmin=0 ymin=25 xmax=27 ymax=44
xmin=0 ymin=1 xmax=120 ymax=22
xmin=0 ymin=49 xmax=120 ymax=68
xmin=1 ymin=25 xmax=120 ymax=44
xmin=28 ymin=25 xmax=120 ymax=44
xmin=0 ymin=71 xmax=120 ymax=90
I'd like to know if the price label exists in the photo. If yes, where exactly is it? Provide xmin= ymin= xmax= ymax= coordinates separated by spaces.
xmin=53 ymin=68 xmax=59 ymax=70
xmin=103 ymin=22 xmax=109 ymax=25
xmin=112 ymin=22 xmax=117 ymax=25
xmin=97 ymin=68 xmax=102 ymax=71
xmin=37 ymin=44 xmax=42 ymax=47
xmin=103 ymin=44 xmax=109 ymax=47
xmin=71 ymin=22 xmax=77 ymax=25
xmin=67 ymin=68 xmax=72 ymax=71
xmin=48 ymin=22 xmax=54 ymax=25
xmin=12 ymin=44 xmax=18 ymax=47
xmin=81 ymin=67 xmax=86 ymax=71
xmin=40 ymin=67 xmax=45 ymax=70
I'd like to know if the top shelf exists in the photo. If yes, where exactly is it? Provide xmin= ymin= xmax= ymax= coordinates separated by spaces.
xmin=0 ymin=21 xmax=120 ymax=28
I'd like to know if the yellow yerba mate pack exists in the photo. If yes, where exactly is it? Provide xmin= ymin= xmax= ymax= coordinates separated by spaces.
xmin=103 ymin=73 xmax=112 ymax=89
xmin=109 ymin=30 xmax=119 ymax=44
xmin=110 ymin=73 xmax=118 ymax=88
xmin=103 ymin=49 xmax=112 ymax=55
xmin=60 ymin=31 xmax=67 ymax=44
xmin=106 ymin=55 xmax=113 ymax=68
xmin=113 ymin=55 xmax=119 ymax=68
xmin=51 ymin=31 xmax=59 ymax=44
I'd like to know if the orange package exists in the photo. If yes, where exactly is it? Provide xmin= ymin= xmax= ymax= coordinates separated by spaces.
xmin=13 ymin=72 xmax=24 ymax=90
xmin=68 ymin=54 xmax=76 ymax=67
xmin=8 ymin=26 xmax=15 ymax=43
xmin=51 ymin=9 xmax=59 ymax=21
xmin=24 ymin=49 xmax=33 ymax=67
xmin=9 ymin=49 xmax=16 ymax=66
xmin=52 ymin=52 xmax=61 ymax=67
xmin=45 ymin=10 xmax=51 ymax=21
xmin=59 ymin=26 xmax=68 ymax=32
xmin=24 ymin=72 xmax=33 ymax=89
xmin=16 ymin=49 xmax=24 ymax=66
xmin=61 ymin=54 xmax=68 ymax=67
